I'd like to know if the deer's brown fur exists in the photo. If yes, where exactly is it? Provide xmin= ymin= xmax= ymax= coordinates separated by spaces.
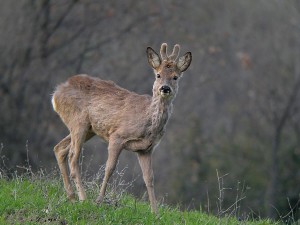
xmin=52 ymin=43 xmax=192 ymax=213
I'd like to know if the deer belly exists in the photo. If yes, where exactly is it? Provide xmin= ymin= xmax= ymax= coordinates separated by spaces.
xmin=124 ymin=138 xmax=154 ymax=152
xmin=90 ymin=123 xmax=110 ymax=142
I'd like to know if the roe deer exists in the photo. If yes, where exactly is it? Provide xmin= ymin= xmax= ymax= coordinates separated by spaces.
xmin=52 ymin=43 xmax=192 ymax=213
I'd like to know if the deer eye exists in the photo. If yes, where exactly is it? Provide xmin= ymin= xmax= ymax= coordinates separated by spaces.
xmin=156 ymin=74 xmax=161 ymax=78
xmin=173 ymin=76 xmax=178 ymax=80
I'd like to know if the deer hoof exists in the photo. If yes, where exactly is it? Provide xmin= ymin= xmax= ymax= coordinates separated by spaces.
xmin=95 ymin=196 xmax=103 ymax=204
xmin=68 ymin=193 xmax=76 ymax=203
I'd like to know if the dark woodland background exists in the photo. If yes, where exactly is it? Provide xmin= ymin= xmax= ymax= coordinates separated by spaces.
xmin=0 ymin=0 xmax=300 ymax=220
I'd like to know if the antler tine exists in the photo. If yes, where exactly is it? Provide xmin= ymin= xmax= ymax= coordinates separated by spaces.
xmin=169 ymin=44 xmax=180 ymax=61
xmin=160 ymin=43 xmax=168 ymax=61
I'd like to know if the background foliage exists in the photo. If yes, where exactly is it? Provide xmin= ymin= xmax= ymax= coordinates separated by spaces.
xmin=0 ymin=0 xmax=299 ymax=220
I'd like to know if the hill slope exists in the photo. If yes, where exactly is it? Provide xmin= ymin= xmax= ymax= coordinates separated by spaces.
xmin=0 ymin=172 xmax=277 ymax=225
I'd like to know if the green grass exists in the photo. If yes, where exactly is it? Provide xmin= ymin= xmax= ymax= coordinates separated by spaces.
xmin=0 ymin=172 xmax=278 ymax=225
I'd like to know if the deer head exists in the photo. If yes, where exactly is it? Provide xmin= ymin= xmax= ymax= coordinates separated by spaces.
xmin=146 ymin=43 xmax=192 ymax=99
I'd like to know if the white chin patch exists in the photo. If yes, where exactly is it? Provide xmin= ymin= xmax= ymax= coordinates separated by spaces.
xmin=160 ymin=91 xmax=171 ymax=97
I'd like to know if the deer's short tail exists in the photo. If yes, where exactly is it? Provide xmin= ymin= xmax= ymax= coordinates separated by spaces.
xmin=51 ymin=94 xmax=58 ymax=112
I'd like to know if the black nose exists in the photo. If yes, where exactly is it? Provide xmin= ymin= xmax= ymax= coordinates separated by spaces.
xmin=160 ymin=85 xmax=171 ymax=94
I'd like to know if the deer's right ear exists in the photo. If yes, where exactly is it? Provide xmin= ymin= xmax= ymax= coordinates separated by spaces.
xmin=147 ymin=47 xmax=161 ymax=69
xmin=177 ymin=52 xmax=192 ymax=72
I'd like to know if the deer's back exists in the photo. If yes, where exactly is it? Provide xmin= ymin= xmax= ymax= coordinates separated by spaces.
xmin=53 ymin=74 xmax=151 ymax=141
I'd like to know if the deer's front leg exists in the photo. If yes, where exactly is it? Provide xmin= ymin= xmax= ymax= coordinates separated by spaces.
xmin=137 ymin=151 xmax=158 ymax=214
xmin=96 ymin=139 xmax=123 ymax=203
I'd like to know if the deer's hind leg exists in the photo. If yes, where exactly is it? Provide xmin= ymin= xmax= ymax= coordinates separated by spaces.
xmin=54 ymin=135 xmax=75 ymax=201
xmin=68 ymin=125 xmax=91 ymax=201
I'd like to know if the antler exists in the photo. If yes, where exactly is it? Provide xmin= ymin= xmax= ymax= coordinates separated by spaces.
xmin=160 ymin=43 xmax=168 ymax=61
xmin=160 ymin=43 xmax=180 ymax=61
xmin=169 ymin=44 xmax=180 ymax=61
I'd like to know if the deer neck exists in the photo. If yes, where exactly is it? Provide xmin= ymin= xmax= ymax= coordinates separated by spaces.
xmin=147 ymin=93 xmax=173 ymax=137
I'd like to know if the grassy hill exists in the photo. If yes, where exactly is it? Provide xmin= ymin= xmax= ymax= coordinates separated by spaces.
xmin=0 ymin=171 xmax=278 ymax=225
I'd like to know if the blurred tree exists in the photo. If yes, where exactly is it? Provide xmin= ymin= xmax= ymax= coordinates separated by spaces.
xmin=0 ymin=0 xmax=299 ymax=220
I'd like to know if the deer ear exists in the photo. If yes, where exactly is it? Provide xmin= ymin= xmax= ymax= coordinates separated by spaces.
xmin=177 ymin=52 xmax=192 ymax=72
xmin=147 ymin=47 xmax=161 ymax=69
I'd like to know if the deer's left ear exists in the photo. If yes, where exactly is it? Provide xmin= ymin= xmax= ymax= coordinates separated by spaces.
xmin=177 ymin=52 xmax=192 ymax=72
xmin=147 ymin=47 xmax=161 ymax=69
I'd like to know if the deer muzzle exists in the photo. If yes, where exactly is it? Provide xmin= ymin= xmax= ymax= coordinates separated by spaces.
xmin=159 ymin=85 xmax=172 ymax=96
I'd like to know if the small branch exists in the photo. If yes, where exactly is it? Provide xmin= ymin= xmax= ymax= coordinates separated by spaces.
xmin=279 ymin=77 xmax=300 ymax=129
xmin=48 ymin=0 xmax=78 ymax=38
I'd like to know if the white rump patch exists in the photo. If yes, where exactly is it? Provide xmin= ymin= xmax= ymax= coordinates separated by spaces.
xmin=51 ymin=95 xmax=57 ymax=112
